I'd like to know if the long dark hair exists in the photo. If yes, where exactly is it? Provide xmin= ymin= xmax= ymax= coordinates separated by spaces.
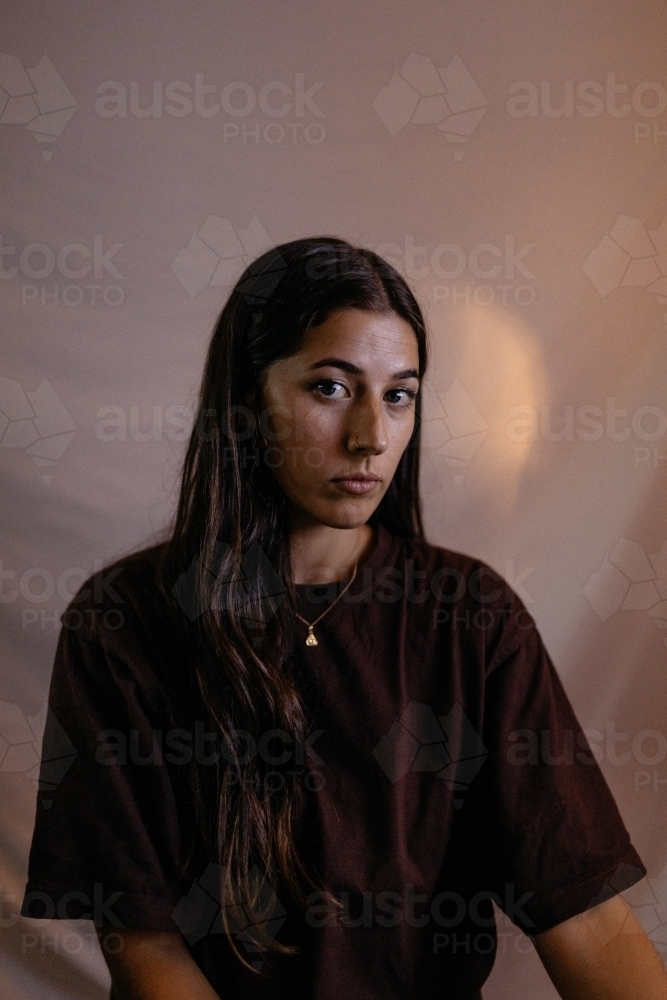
xmin=158 ymin=236 xmax=429 ymax=970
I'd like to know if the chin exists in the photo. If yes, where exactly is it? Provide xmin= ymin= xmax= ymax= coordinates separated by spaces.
xmin=307 ymin=501 xmax=375 ymax=530
xmin=325 ymin=503 xmax=377 ymax=528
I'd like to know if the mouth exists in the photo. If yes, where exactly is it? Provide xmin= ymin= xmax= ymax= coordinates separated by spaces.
xmin=330 ymin=474 xmax=382 ymax=495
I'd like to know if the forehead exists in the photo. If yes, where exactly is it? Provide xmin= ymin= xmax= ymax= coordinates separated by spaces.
xmin=298 ymin=308 xmax=419 ymax=366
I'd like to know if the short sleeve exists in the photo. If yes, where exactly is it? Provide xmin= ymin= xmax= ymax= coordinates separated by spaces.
xmin=480 ymin=620 xmax=646 ymax=936
xmin=20 ymin=617 xmax=191 ymax=931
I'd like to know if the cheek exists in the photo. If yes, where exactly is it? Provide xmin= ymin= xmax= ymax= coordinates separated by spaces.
xmin=282 ymin=398 xmax=339 ymax=446
xmin=399 ymin=413 xmax=417 ymax=449
xmin=265 ymin=402 xmax=334 ymax=486
xmin=261 ymin=392 xmax=311 ymax=446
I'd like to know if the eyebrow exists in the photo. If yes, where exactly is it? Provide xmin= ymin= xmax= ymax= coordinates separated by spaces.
xmin=305 ymin=357 xmax=420 ymax=380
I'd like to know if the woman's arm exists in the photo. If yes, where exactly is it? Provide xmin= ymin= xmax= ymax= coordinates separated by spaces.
xmin=533 ymin=894 xmax=667 ymax=999
xmin=95 ymin=926 xmax=222 ymax=1000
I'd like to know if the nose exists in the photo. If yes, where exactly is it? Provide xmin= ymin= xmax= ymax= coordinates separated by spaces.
xmin=346 ymin=397 xmax=388 ymax=455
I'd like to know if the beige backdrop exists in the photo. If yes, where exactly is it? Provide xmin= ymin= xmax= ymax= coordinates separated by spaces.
xmin=2 ymin=1 xmax=666 ymax=997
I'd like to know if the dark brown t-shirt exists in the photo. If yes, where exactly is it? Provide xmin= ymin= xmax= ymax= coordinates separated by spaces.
xmin=20 ymin=523 xmax=646 ymax=1000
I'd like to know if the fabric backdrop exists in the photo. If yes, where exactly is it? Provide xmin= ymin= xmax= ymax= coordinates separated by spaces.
xmin=1 ymin=1 xmax=666 ymax=997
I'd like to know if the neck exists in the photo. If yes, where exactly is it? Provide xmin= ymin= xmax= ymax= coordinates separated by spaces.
xmin=288 ymin=513 xmax=375 ymax=586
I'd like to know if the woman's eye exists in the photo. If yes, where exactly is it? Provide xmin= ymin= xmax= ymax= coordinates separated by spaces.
xmin=311 ymin=379 xmax=347 ymax=399
xmin=386 ymin=387 xmax=418 ymax=406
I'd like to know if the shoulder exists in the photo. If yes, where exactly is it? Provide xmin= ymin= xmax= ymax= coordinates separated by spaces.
xmin=62 ymin=540 xmax=171 ymax=644
xmin=56 ymin=540 xmax=188 ymax=720
xmin=400 ymin=531 xmax=499 ymax=578
xmin=388 ymin=529 xmax=538 ymax=671
xmin=394 ymin=529 xmax=520 ymax=597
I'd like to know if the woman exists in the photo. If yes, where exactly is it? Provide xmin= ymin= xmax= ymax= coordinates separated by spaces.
xmin=21 ymin=238 xmax=667 ymax=999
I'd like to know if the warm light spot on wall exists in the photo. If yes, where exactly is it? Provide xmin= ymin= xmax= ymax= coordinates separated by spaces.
xmin=419 ymin=299 xmax=549 ymax=516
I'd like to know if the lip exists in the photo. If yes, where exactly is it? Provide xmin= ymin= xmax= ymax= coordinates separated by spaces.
xmin=331 ymin=475 xmax=382 ymax=495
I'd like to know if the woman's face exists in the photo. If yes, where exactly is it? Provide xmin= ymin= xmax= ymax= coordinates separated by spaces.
xmin=256 ymin=307 xmax=421 ymax=529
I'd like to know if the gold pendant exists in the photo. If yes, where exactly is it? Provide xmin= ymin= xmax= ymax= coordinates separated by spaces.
xmin=305 ymin=627 xmax=318 ymax=646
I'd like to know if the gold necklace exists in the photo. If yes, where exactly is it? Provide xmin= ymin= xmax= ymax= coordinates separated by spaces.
xmin=294 ymin=558 xmax=359 ymax=646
